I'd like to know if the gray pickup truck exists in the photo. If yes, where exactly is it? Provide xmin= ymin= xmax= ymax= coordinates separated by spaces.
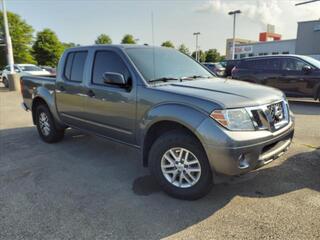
xmin=21 ymin=45 xmax=294 ymax=199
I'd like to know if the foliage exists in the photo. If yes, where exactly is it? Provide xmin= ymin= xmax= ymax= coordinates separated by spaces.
xmin=161 ymin=41 xmax=175 ymax=48
xmin=178 ymin=44 xmax=190 ymax=55
xmin=0 ymin=11 xmax=35 ymax=68
xmin=95 ymin=34 xmax=112 ymax=44
xmin=32 ymin=28 xmax=64 ymax=67
xmin=62 ymin=42 xmax=78 ymax=49
xmin=121 ymin=34 xmax=136 ymax=44
xmin=205 ymin=49 xmax=221 ymax=63
xmin=192 ymin=50 xmax=207 ymax=62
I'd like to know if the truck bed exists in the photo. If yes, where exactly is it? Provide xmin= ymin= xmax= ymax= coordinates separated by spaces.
xmin=21 ymin=75 xmax=56 ymax=110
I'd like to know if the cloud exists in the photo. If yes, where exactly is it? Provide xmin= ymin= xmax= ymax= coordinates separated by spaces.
xmin=196 ymin=0 xmax=320 ymax=31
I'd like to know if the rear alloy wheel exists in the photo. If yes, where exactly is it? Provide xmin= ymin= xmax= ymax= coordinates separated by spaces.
xmin=36 ymin=104 xmax=64 ymax=143
xmin=149 ymin=130 xmax=213 ymax=200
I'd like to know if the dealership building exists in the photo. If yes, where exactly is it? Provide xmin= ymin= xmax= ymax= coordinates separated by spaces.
xmin=226 ymin=20 xmax=320 ymax=60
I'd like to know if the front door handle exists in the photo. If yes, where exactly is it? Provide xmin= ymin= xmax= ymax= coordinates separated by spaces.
xmin=87 ymin=90 xmax=95 ymax=97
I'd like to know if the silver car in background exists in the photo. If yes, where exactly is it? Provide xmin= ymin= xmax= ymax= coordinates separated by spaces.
xmin=1 ymin=64 xmax=50 ymax=88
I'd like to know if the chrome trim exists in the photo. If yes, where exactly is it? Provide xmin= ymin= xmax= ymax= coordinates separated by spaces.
xmin=246 ymin=99 xmax=289 ymax=132
xmin=259 ymin=138 xmax=291 ymax=162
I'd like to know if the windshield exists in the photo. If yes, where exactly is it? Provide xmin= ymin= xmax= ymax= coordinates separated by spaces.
xmin=19 ymin=65 xmax=43 ymax=72
xmin=125 ymin=47 xmax=213 ymax=82
xmin=300 ymin=56 xmax=320 ymax=69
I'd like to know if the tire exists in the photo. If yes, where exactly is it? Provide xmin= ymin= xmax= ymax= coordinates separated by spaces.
xmin=149 ymin=130 xmax=213 ymax=200
xmin=35 ymin=104 xmax=64 ymax=143
xmin=3 ymin=77 xmax=8 ymax=88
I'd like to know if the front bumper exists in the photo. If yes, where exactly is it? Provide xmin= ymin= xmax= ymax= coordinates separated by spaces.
xmin=197 ymin=117 xmax=294 ymax=176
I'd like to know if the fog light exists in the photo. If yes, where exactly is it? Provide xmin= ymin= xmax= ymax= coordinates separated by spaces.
xmin=238 ymin=154 xmax=249 ymax=169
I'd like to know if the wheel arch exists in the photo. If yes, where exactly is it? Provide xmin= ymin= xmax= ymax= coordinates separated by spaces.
xmin=31 ymin=97 xmax=49 ymax=125
xmin=142 ymin=120 xmax=208 ymax=167
xmin=140 ymin=103 xmax=210 ymax=167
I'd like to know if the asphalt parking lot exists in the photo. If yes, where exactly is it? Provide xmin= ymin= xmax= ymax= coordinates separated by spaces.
xmin=0 ymin=89 xmax=319 ymax=240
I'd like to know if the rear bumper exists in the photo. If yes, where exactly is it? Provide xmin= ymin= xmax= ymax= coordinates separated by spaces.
xmin=198 ymin=118 xmax=294 ymax=176
xmin=21 ymin=102 xmax=29 ymax=111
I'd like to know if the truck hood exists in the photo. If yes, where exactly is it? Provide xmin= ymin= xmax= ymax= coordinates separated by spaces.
xmin=156 ymin=78 xmax=284 ymax=108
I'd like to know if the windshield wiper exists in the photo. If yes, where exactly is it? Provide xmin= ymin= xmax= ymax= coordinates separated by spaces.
xmin=180 ymin=75 xmax=211 ymax=80
xmin=149 ymin=77 xmax=180 ymax=83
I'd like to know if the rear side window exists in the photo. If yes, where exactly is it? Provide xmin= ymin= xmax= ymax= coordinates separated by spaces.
xmin=64 ymin=51 xmax=88 ymax=82
xmin=238 ymin=60 xmax=249 ymax=69
xmin=92 ymin=51 xmax=130 ymax=85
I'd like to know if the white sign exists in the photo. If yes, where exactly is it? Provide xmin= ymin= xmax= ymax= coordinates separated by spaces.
xmin=230 ymin=45 xmax=253 ymax=54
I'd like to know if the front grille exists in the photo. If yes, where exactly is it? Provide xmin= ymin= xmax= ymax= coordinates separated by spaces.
xmin=247 ymin=100 xmax=289 ymax=132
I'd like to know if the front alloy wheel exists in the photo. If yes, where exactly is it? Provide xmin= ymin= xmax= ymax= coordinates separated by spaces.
xmin=149 ymin=130 xmax=213 ymax=200
xmin=161 ymin=147 xmax=201 ymax=188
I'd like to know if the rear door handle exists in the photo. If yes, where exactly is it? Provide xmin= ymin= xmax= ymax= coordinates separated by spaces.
xmin=87 ymin=90 xmax=95 ymax=97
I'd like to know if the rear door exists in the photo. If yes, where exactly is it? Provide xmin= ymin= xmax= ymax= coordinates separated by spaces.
xmin=83 ymin=49 xmax=137 ymax=144
xmin=261 ymin=58 xmax=282 ymax=89
xmin=55 ymin=51 xmax=89 ymax=127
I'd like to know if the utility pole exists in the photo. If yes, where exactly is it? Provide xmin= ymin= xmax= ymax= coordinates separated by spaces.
xmin=295 ymin=0 xmax=319 ymax=6
xmin=193 ymin=32 xmax=200 ymax=61
xmin=1 ymin=0 xmax=14 ymax=73
xmin=228 ymin=10 xmax=241 ymax=60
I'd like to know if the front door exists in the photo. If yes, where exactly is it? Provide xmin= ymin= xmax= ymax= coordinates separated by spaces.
xmin=83 ymin=50 xmax=136 ymax=144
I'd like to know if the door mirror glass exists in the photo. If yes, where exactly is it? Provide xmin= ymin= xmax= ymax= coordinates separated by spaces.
xmin=103 ymin=72 xmax=126 ymax=86
xmin=302 ymin=65 xmax=312 ymax=74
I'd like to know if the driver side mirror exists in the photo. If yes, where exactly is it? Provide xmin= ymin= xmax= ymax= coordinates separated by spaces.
xmin=302 ymin=65 xmax=312 ymax=74
xmin=103 ymin=72 xmax=126 ymax=86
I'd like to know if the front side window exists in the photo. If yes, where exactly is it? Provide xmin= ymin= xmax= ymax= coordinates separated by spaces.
xmin=64 ymin=51 xmax=88 ymax=82
xmin=125 ymin=47 xmax=212 ymax=82
xmin=281 ymin=58 xmax=309 ymax=71
xmin=92 ymin=51 xmax=130 ymax=85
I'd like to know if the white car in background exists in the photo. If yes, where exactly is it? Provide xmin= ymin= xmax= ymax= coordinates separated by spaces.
xmin=1 ymin=64 xmax=50 ymax=88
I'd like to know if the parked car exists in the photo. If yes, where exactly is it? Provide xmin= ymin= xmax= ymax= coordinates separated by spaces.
xmin=40 ymin=66 xmax=56 ymax=75
xmin=203 ymin=62 xmax=225 ymax=77
xmin=20 ymin=45 xmax=294 ymax=199
xmin=1 ymin=64 xmax=50 ymax=88
xmin=232 ymin=55 xmax=320 ymax=100
xmin=225 ymin=59 xmax=241 ymax=77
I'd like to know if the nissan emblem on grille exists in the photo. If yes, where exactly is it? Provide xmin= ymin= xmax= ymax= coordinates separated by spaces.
xmin=267 ymin=102 xmax=284 ymax=123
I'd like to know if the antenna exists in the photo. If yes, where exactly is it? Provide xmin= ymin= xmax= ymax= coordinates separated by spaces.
xmin=151 ymin=11 xmax=156 ymax=80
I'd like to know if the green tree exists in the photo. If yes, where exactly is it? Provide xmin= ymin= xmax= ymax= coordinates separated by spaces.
xmin=192 ymin=50 xmax=206 ymax=62
xmin=161 ymin=41 xmax=175 ymax=48
xmin=0 ymin=11 xmax=35 ymax=68
xmin=178 ymin=44 xmax=190 ymax=55
xmin=95 ymin=34 xmax=112 ymax=44
xmin=32 ymin=28 xmax=64 ymax=67
xmin=62 ymin=42 xmax=78 ymax=49
xmin=205 ymin=49 xmax=221 ymax=63
xmin=121 ymin=34 xmax=136 ymax=44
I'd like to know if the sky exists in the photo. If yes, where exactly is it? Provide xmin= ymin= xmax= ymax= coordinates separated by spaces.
xmin=4 ymin=0 xmax=320 ymax=55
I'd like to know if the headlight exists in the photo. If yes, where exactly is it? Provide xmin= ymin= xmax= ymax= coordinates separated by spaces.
xmin=210 ymin=108 xmax=255 ymax=131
